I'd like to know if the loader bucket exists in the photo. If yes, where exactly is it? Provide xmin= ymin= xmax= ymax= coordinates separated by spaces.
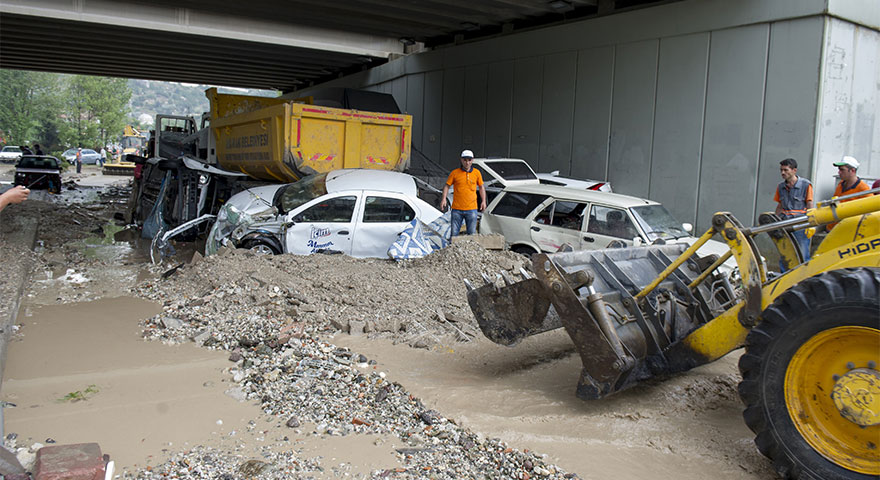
xmin=466 ymin=277 xmax=558 ymax=346
xmin=467 ymin=244 xmax=737 ymax=399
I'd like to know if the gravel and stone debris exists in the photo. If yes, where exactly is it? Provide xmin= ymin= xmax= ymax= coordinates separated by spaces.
xmin=123 ymin=242 xmax=580 ymax=479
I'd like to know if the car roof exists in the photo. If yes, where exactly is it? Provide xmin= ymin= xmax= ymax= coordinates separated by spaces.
xmin=325 ymin=169 xmax=417 ymax=196
xmin=2 ymin=146 xmax=21 ymax=150
xmin=500 ymin=183 xmax=658 ymax=208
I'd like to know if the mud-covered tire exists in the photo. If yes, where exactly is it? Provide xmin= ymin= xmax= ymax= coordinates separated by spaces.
xmin=242 ymin=239 xmax=280 ymax=255
xmin=738 ymin=268 xmax=880 ymax=480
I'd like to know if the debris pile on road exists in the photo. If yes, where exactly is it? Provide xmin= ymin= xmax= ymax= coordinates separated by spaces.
xmin=135 ymin=240 xmax=528 ymax=349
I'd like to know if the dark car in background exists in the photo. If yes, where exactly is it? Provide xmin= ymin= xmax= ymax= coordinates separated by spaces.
xmin=14 ymin=155 xmax=62 ymax=193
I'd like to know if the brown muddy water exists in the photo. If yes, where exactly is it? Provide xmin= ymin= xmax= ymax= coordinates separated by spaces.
xmin=1 ymin=297 xmax=403 ymax=477
xmin=335 ymin=333 xmax=770 ymax=480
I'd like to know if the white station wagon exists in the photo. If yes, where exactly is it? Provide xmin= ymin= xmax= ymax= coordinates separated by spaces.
xmin=206 ymin=169 xmax=443 ymax=258
xmin=479 ymin=183 xmax=731 ymax=261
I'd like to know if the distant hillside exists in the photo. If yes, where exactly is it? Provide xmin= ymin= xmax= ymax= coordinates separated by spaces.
xmin=127 ymin=80 xmax=278 ymax=126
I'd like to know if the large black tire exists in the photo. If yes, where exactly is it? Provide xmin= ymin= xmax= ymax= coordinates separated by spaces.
xmin=738 ymin=268 xmax=880 ymax=480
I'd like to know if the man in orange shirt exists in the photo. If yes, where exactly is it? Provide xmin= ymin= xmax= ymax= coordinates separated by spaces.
xmin=827 ymin=156 xmax=870 ymax=231
xmin=440 ymin=149 xmax=487 ymax=237
xmin=833 ymin=156 xmax=870 ymax=200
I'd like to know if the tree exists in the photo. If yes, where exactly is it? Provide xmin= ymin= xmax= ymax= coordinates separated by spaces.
xmin=0 ymin=69 xmax=59 ymax=147
xmin=65 ymin=75 xmax=131 ymax=149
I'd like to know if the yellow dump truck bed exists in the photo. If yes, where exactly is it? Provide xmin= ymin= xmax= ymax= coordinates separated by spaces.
xmin=207 ymin=89 xmax=412 ymax=183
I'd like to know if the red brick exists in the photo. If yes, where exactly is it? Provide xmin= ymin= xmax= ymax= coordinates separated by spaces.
xmin=34 ymin=443 xmax=104 ymax=480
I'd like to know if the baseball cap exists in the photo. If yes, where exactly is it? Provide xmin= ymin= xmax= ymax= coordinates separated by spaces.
xmin=460 ymin=149 xmax=474 ymax=159
xmin=833 ymin=155 xmax=859 ymax=169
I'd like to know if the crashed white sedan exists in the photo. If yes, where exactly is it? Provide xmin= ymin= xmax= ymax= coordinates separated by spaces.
xmin=206 ymin=169 xmax=443 ymax=258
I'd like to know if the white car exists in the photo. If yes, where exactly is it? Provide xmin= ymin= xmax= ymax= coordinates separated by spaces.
xmin=478 ymin=183 xmax=732 ymax=262
xmin=206 ymin=169 xmax=443 ymax=258
xmin=468 ymin=158 xmax=611 ymax=205
xmin=0 ymin=146 xmax=23 ymax=163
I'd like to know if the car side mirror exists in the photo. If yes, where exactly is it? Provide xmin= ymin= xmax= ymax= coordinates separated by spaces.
xmin=682 ymin=223 xmax=693 ymax=233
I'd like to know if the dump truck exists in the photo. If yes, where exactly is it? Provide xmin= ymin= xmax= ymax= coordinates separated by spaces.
xmin=467 ymin=190 xmax=880 ymax=480
xmin=128 ymin=88 xmax=413 ymax=242
xmin=102 ymin=125 xmax=145 ymax=175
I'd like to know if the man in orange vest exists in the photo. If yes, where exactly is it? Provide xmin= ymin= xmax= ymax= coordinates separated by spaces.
xmin=440 ymin=149 xmax=487 ymax=237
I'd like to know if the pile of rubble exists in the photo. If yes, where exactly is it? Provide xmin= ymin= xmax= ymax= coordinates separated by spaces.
xmin=135 ymin=241 xmax=528 ymax=349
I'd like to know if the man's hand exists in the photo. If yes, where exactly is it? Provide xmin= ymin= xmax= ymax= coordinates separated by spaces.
xmin=0 ymin=185 xmax=30 ymax=212
xmin=479 ymin=200 xmax=487 ymax=212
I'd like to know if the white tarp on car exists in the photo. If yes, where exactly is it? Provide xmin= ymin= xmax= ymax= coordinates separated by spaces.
xmin=387 ymin=212 xmax=452 ymax=260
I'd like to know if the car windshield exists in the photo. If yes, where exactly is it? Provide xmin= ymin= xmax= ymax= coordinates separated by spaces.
xmin=631 ymin=204 xmax=689 ymax=241
xmin=278 ymin=173 xmax=329 ymax=213
xmin=3 ymin=147 xmax=21 ymax=153
xmin=17 ymin=156 xmax=58 ymax=169
xmin=483 ymin=161 xmax=538 ymax=181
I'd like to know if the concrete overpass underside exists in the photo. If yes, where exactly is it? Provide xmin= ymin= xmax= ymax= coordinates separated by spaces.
xmin=0 ymin=0 xmax=669 ymax=92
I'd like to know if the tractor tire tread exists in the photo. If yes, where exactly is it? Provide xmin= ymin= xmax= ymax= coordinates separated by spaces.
xmin=738 ymin=267 xmax=880 ymax=480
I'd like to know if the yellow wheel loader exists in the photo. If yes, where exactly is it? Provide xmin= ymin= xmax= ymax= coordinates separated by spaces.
xmin=467 ymin=191 xmax=880 ymax=480
xmin=103 ymin=125 xmax=144 ymax=175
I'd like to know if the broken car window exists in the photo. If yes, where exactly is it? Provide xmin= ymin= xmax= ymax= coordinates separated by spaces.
xmin=363 ymin=196 xmax=416 ymax=223
xmin=491 ymin=192 xmax=550 ymax=219
xmin=278 ymin=173 xmax=329 ymax=213
xmin=587 ymin=205 xmax=639 ymax=240
xmin=294 ymin=195 xmax=356 ymax=223
xmin=535 ymin=201 xmax=587 ymax=230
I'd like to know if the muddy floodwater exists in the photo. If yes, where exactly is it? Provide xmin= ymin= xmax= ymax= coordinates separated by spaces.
xmin=335 ymin=333 xmax=768 ymax=480
xmin=2 ymin=297 xmax=258 ymax=468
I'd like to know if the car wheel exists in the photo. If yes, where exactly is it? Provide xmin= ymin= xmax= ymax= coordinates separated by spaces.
xmin=242 ymin=239 xmax=280 ymax=255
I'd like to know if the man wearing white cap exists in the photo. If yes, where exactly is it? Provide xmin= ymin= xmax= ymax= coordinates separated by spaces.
xmin=833 ymin=156 xmax=870 ymax=200
xmin=440 ymin=149 xmax=487 ymax=237
xmin=828 ymin=155 xmax=871 ymax=231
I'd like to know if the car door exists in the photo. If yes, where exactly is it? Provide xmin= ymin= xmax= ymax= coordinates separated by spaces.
xmin=583 ymin=204 xmax=641 ymax=248
xmin=350 ymin=192 xmax=419 ymax=258
xmin=529 ymin=199 xmax=588 ymax=252
xmin=284 ymin=193 xmax=360 ymax=255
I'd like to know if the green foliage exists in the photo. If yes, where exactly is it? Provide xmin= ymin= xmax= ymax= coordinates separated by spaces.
xmin=1 ymin=69 xmax=276 ymax=149
xmin=59 ymin=384 xmax=99 ymax=403
xmin=0 ymin=69 xmax=131 ymax=152
xmin=0 ymin=70 xmax=59 ymax=146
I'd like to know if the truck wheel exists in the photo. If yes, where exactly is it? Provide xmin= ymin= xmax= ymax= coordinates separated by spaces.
xmin=738 ymin=268 xmax=880 ymax=480
xmin=242 ymin=239 xmax=279 ymax=255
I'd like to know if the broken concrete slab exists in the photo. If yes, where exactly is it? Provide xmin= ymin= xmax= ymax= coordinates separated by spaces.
xmin=34 ymin=443 xmax=104 ymax=480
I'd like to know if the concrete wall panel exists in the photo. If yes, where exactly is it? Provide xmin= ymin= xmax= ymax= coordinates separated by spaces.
xmin=650 ymin=33 xmax=709 ymax=226
xmin=391 ymin=76 xmax=407 ymax=113
xmin=755 ymin=18 xmax=823 ymax=218
xmin=462 ymin=64 xmax=488 ymax=156
xmin=485 ymin=61 xmax=514 ymax=157
xmin=815 ymin=19 xmax=880 ymax=195
xmin=698 ymin=24 xmax=769 ymax=228
xmin=571 ymin=46 xmax=614 ymax=182
xmin=440 ymin=68 xmax=465 ymax=167
xmin=538 ymin=52 xmax=577 ymax=172
xmin=510 ymin=57 xmax=544 ymax=163
xmin=422 ymin=71 xmax=444 ymax=162
xmin=406 ymin=73 xmax=425 ymax=150
xmin=608 ymin=40 xmax=658 ymax=198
